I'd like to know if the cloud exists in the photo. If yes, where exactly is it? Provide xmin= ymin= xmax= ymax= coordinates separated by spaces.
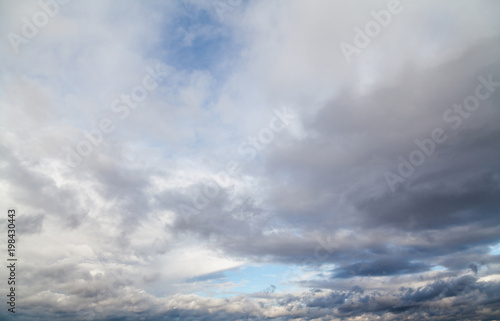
xmin=331 ymin=258 xmax=431 ymax=279
xmin=17 ymin=213 xmax=44 ymax=234
xmin=1 ymin=0 xmax=500 ymax=320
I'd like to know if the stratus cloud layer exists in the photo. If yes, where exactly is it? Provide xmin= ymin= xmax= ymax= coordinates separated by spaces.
xmin=1 ymin=0 xmax=500 ymax=320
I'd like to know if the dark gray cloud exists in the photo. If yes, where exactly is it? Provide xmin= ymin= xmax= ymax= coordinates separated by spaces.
xmin=17 ymin=213 xmax=44 ymax=234
xmin=170 ymin=36 xmax=500 ymax=269
xmin=331 ymin=258 xmax=431 ymax=279
xmin=186 ymin=270 xmax=227 ymax=283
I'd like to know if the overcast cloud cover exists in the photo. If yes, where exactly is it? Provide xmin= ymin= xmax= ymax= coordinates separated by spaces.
xmin=1 ymin=0 xmax=500 ymax=320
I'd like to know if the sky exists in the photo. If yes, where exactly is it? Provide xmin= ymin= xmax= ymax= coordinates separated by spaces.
xmin=1 ymin=0 xmax=500 ymax=320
